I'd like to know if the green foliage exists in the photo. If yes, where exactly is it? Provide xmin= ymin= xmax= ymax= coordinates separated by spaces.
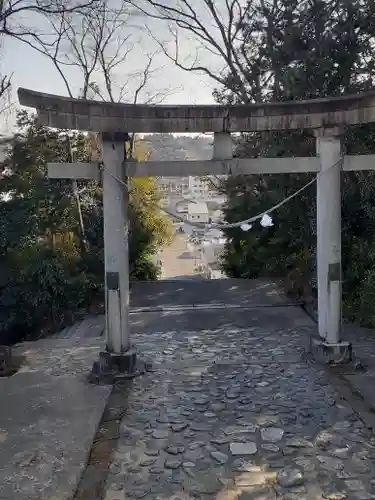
xmin=220 ymin=0 xmax=375 ymax=325
xmin=0 ymin=245 xmax=90 ymax=339
xmin=0 ymin=113 xmax=170 ymax=344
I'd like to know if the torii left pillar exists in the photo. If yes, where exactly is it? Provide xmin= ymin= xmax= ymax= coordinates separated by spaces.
xmin=91 ymin=132 xmax=137 ymax=383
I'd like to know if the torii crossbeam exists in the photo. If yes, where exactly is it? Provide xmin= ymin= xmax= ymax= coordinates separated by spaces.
xmin=18 ymin=87 xmax=375 ymax=380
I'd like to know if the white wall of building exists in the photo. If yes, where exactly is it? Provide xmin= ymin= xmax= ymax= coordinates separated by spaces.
xmin=187 ymin=201 xmax=209 ymax=223
xmin=201 ymin=242 xmax=225 ymax=264
xmin=208 ymin=267 xmax=226 ymax=279
xmin=188 ymin=176 xmax=208 ymax=198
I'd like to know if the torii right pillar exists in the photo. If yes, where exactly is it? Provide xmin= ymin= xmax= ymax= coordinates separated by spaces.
xmin=315 ymin=127 xmax=351 ymax=362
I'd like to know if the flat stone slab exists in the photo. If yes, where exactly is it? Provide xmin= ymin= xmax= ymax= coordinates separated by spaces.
xmin=230 ymin=442 xmax=258 ymax=455
xmin=261 ymin=427 xmax=284 ymax=442
xmin=277 ymin=468 xmax=304 ymax=488
xmin=0 ymin=339 xmax=110 ymax=500
xmin=345 ymin=374 xmax=375 ymax=412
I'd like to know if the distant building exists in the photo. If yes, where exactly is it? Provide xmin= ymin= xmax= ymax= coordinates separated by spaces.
xmin=206 ymin=262 xmax=226 ymax=280
xmin=201 ymin=241 xmax=225 ymax=264
xmin=140 ymin=134 xmax=225 ymax=208
xmin=187 ymin=201 xmax=209 ymax=223
xmin=156 ymin=177 xmax=190 ymax=206
xmin=205 ymin=201 xmax=225 ymax=222
xmin=170 ymin=198 xmax=194 ymax=221
xmin=188 ymin=176 xmax=208 ymax=197
xmin=156 ymin=174 xmax=227 ymax=208
xmin=198 ymin=235 xmax=227 ymax=279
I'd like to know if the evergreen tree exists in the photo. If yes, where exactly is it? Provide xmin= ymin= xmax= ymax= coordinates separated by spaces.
xmin=0 ymin=112 xmax=172 ymax=343
xmin=220 ymin=0 xmax=375 ymax=323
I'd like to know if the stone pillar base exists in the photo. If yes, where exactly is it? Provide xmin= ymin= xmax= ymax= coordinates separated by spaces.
xmin=0 ymin=346 xmax=18 ymax=377
xmin=309 ymin=336 xmax=352 ymax=364
xmin=89 ymin=348 xmax=152 ymax=385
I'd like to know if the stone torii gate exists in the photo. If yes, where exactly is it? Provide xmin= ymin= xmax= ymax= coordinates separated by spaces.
xmin=17 ymin=87 xmax=375 ymax=378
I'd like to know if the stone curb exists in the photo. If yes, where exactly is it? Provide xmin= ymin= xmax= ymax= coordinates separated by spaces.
xmin=130 ymin=302 xmax=303 ymax=314
xmin=301 ymin=302 xmax=375 ymax=429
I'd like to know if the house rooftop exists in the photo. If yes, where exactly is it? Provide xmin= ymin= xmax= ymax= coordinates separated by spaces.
xmin=188 ymin=202 xmax=209 ymax=215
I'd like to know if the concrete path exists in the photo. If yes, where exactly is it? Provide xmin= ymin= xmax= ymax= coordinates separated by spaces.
xmin=102 ymin=282 xmax=375 ymax=500
xmin=158 ymin=235 xmax=198 ymax=279
xmin=0 ymin=337 xmax=111 ymax=500
xmin=130 ymin=279 xmax=292 ymax=311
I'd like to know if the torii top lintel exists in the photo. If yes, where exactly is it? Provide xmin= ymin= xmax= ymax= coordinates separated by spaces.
xmin=18 ymin=87 xmax=375 ymax=134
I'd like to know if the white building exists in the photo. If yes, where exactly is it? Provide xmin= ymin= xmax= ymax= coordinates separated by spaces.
xmin=198 ymin=234 xmax=227 ymax=279
xmin=206 ymin=262 xmax=226 ymax=279
xmin=201 ymin=241 xmax=225 ymax=264
xmin=174 ymin=198 xmax=191 ymax=215
xmin=187 ymin=202 xmax=209 ymax=223
xmin=188 ymin=176 xmax=208 ymax=198
xmin=157 ymin=176 xmax=227 ymax=207
xmin=205 ymin=201 xmax=225 ymax=223
xmin=168 ymin=198 xmax=195 ymax=222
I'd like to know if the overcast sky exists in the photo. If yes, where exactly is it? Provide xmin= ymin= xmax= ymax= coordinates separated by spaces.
xmin=1 ymin=5 xmax=220 ymax=132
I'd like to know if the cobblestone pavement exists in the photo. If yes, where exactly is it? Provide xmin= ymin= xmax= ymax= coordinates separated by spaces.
xmin=104 ymin=319 xmax=375 ymax=500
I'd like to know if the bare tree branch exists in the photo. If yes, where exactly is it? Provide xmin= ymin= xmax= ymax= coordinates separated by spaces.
xmin=14 ymin=0 xmax=180 ymax=163
xmin=0 ymin=0 xmax=98 ymax=35
xmin=131 ymin=0 xmax=254 ymax=103
xmin=146 ymin=25 xmax=229 ymax=93
xmin=0 ymin=30 xmax=14 ymax=123
xmin=0 ymin=0 xmax=100 ymax=97
xmin=0 ymin=73 xmax=11 ymax=100
xmin=131 ymin=0 xmax=354 ymax=104
xmin=0 ymin=76 xmax=13 ymax=127
xmin=29 ymin=0 xmax=179 ymax=110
